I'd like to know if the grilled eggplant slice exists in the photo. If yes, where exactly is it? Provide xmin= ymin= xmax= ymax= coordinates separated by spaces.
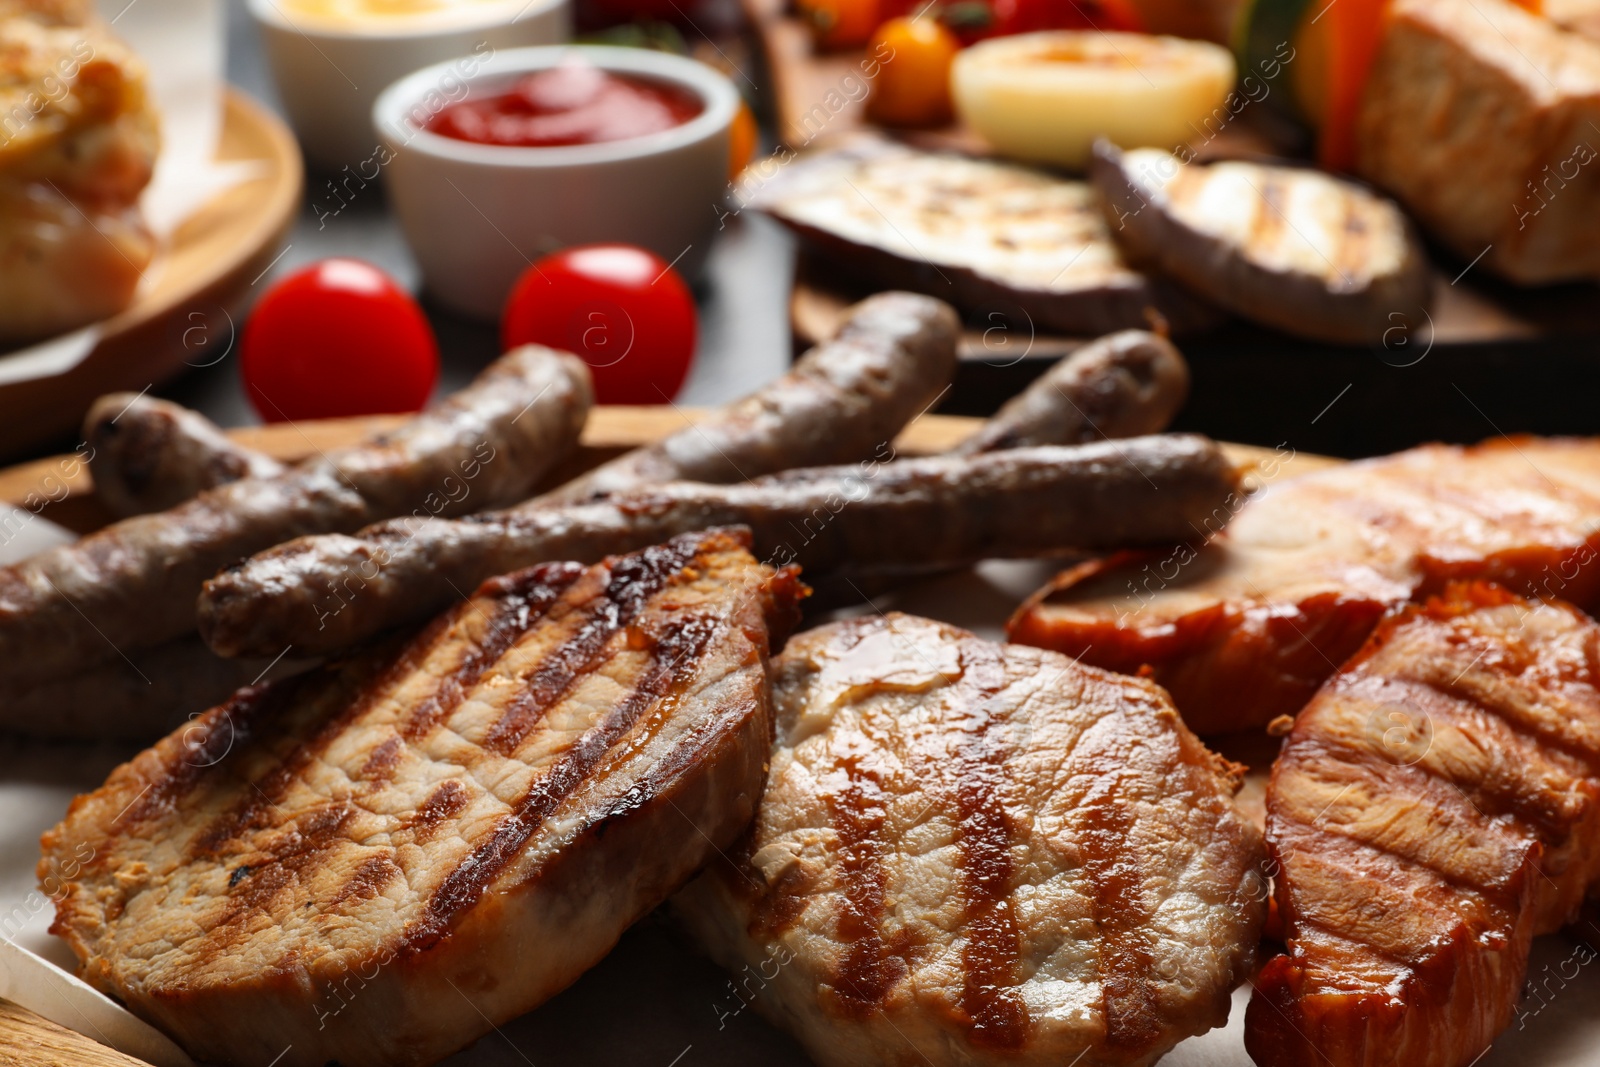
xmin=747 ymin=136 xmax=1221 ymax=336
xmin=1091 ymin=141 xmax=1430 ymax=345
xmin=42 ymin=529 xmax=804 ymax=1067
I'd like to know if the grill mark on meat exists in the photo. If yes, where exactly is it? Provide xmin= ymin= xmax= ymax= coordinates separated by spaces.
xmin=121 ymin=677 xmax=311 ymax=829
xmin=406 ymin=780 xmax=470 ymax=842
xmin=746 ymin=837 xmax=812 ymax=939
xmin=191 ymin=641 xmax=420 ymax=858
xmin=951 ymin=647 xmax=1029 ymax=1051
xmin=824 ymin=757 xmax=906 ymax=1016
xmin=482 ymin=540 xmax=702 ymax=756
xmin=219 ymin=799 xmax=358 ymax=930
xmin=330 ymin=853 xmax=400 ymax=908
xmin=401 ymin=611 xmax=719 ymax=954
xmin=1079 ymin=782 xmax=1159 ymax=1051
xmin=359 ymin=736 xmax=404 ymax=783
xmin=1316 ymin=678 xmax=1590 ymax=842
xmin=1276 ymin=743 xmax=1524 ymax=900
xmin=402 ymin=563 xmax=584 ymax=741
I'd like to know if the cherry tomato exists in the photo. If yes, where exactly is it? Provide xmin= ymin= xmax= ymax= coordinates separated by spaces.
xmin=240 ymin=258 xmax=438 ymax=423
xmin=501 ymin=244 xmax=697 ymax=405
xmin=992 ymin=0 xmax=1143 ymax=35
xmin=799 ymin=0 xmax=880 ymax=50
xmin=729 ymin=100 xmax=758 ymax=182
xmin=867 ymin=17 xmax=959 ymax=127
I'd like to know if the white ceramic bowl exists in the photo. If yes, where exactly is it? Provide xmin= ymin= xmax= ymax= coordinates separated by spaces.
xmin=374 ymin=45 xmax=738 ymax=320
xmin=249 ymin=0 xmax=569 ymax=172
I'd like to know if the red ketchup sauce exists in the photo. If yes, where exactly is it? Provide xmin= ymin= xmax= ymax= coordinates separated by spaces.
xmin=427 ymin=61 xmax=703 ymax=147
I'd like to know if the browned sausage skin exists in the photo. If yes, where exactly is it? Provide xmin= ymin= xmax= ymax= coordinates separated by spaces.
xmin=954 ymin=330 xmax=1189 ymax=454
xmin=199 ymin=435 xmax=1240 ymax=659
xmin=535 ymin=290 xmax=960 ymax=504
xmin=0 ymin=346 xmax=592 ymax=690
xmin=85 ymin=393 xmax=287 ymax=517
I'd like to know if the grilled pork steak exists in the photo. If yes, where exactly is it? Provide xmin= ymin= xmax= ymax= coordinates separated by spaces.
xmin=41 ymin=529 xmax=803 ymax=1067
xmin=1246 ymin=584 xmax=1600 ymax=1067
xmin=1010 ymin=437 xmax=1600 ymax=733
xmin=674 ymin=613 xmax=1266 ymax=1067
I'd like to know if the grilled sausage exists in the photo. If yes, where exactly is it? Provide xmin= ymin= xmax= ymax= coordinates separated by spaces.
xmin=535 ymin=290 xmax=959 ymax=504
xmin=954 ymin=330 xmax=1189 ymax=454
xmin=199 ymin=435 xmax=1240 ymax=658
xmin=84 ymin=393 xmax=286 ymax=517
xmin=0 ymin=346 xmax=592 ymax=690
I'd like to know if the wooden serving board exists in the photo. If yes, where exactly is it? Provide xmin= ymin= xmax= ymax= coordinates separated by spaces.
xmin=738 ymin=0 xmax=1600 ymax=357
xmin=0 ymin=406 xmax=1338 ymax=538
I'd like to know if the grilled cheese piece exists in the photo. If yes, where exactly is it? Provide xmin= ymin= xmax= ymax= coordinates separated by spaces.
xmin=42 ymin=529 xmax=804 ymax=1067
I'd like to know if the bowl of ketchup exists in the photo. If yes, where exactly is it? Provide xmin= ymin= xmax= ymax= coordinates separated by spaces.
xmin=374 ymin=46 xmax=739 ymax=320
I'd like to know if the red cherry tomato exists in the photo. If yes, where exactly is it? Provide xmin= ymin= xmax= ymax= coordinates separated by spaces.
xmin=240 ymin=258 xmax=438 ymax=423
xmin=992 ymin=0 xmax=1143 ymax=35
xmin=502 ymin=244 xmax=697 ymax=406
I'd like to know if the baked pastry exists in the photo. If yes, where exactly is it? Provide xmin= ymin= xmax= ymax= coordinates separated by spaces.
xmin=0 ymin=0 xmax=158 ymax=343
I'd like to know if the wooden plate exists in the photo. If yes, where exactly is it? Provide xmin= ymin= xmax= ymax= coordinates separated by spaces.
xmin=0 ymin=89 xmax=303 ymax=463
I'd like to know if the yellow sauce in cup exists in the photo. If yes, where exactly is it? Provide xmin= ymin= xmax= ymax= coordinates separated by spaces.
xmin=277 ymin=0 xmax=514 ymax=28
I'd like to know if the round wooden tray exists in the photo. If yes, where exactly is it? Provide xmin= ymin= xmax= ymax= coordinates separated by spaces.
xmin=0 ymin=89 xmax=303 ymax=462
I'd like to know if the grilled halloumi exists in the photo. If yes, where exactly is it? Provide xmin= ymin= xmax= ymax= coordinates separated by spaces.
xmin=674 ymin=612 xmax=1266 ymax=1067
xmin=747 ymin=137 xmax=1220 ymax=336
xmin=1357 ymin=0 xmax=1600 ymax=285
xmin=1091 ymin=142 xmax=1430 ymax=346
xmin=41 ymin=529 xmax=804 ymax=1067
xmin=1247 ymin=584 xmax=1600 ymax=1067
xmin=1 ymin=0 xmax=158 ymax=341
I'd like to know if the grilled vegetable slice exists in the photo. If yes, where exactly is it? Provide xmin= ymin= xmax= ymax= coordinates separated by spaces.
xmin=1091 ymin=140 xmax=1429 ymax=345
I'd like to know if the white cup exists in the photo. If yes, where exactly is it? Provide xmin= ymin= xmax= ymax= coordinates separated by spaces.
xmin=249 ymin=0 xmax=570 ymax=172
xmin=373 ymin=45 xmax=738 ymax=320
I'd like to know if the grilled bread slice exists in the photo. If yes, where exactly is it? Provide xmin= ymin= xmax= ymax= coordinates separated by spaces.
xmin=674 ymin=612 xmax=1266 ymax=1067
xmin=1246 ymin=583 xmax=1600 ymax=1067
xmin=1009 ymin=437 xmax=1600 ymax=733
xmin=1091 ymin=142 xmax=1430 ymax=346
xmin=746 ymin=136 xmax=1221 ymax=337
xmin=40 ymin=529 xmax=804 ymax=1067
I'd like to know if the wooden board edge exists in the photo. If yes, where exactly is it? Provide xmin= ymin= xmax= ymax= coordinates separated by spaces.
xmin=0 ymin=407 xmax=1333 ymax=534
